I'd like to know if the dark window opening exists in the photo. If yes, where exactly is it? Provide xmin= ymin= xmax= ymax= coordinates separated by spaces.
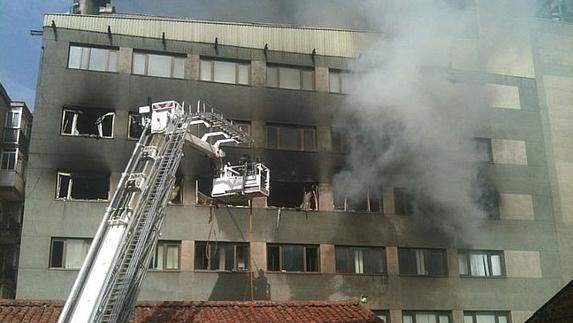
xmin=335 ymin=246 xmax=386 ymax=274
xmin=265 ymin=124 xmax=316 ymax=151
xmin=195 ymin=241 xmax=249 ymax=271
xmin=398 ymin=248 xmax=447 ymax=276
xmin=266 ymin=244 xmax=319 ymax=273
xmin=128 ymin=113 xmax=145 ymax=139
xmin=168 ymin=176 xmax=183 ymax=205
xmin=196 ymin=177 xmax=213 ymax=205
xmin=475 ymin=137 xmax=493 ymax=162
xmin=61 ymin=108 xmax=114 ymax=138
xmin=474 ymin=169 xmax=500 ymax=219
xmin=394 ymin=188 xmax=414 ymax=215
xmin=56 ymin=172 xmax=110 ymax=201
xmin=268 ymin=181 xmax=318 ymax=210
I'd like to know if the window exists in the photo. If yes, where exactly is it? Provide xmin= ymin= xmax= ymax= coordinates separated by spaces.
xmin=68 ymin=45 xmax=118 ymax=72
xmin=128 ymin=113 xmax=145 ymax=140
xmin=538 ymin=0 xmax=573 ymax=22
xmin=195 ymin=241 xmax=249 ymax=271
xmin=329 ymin=70 xmax=350 ymax=94
xmin=3 ymin=109 xmax=21 ymax=143
xmin=0 ymin=149 xmax=17 ymax=170
xmin=373 ymin=311 xmax=390 ymax=323
xmin=200 ymin=58 xmax=250 ymax=85
xmin=394 ymin=188 xmax=414 ymax=215
xmin=398 ymin=248 xmax=447 ymax=276
xmin=267 ymin=244 xmax=319 ymax=272
xmin=331 ymin=128 xmax=347 ymax=153
xmin=133 ymin=52 xmax=184 ymax=78
xmin=474 ymin=170 xmax=500 ymax=219
xmin=49 ymin=238 xmax=91 ymax=269
xmin=267 ymin=182 xmax=318 ymax=209
xmin=475 ymin=138 xmax=493 ymax=162
xmin=266 ymin=124 xmax=316 ymax=151
xmin=458 ymin=250 xmax=504 ymax=277
xmin=168 ymin=176 xmax=183 ymax=205
xmin=335 ymin=246 xmax=386 ymax=274
xmin=56 ymin=172 xmax=110 ymax=201
xmin=61 ymin=108 xmax=114 ymax=138
xmin=464 ymin=311 xmax=511 ymax=323
xmin=403 ymin=311 xmax=451 ymax=323
xmin=266 ymin=65 xmax=314 ymax=90
xmin=149 ymin=241 xmax=180 ymax=270
xmin=333 ymin=188 xmax=383 ymax=213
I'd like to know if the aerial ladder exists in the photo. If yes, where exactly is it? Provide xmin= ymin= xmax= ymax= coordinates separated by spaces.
xmin=58 ymin=100 xmax=270 ymax=323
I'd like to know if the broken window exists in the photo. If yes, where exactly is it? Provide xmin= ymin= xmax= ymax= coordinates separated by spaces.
xmin=458 ymin=250 xmax=504 ymax=277
xmin=61 ymin=108 xmax=114 ymax=138
xmin=49 ymin=238 xmax=91 ymax=269
xmin=195 ymin=241 xmax=249 ymax=271
xmin=394 ymin=188 xmax=414 ymax=215
xmin=403 ymin=311 xmax=451 ymax=323
xmin=475 ymin=138 xmax=493 ymax=162
xmin=474 ymin=170 xmax=500 ymax=219
xmin=68 ymin=45 xmax=118 ymax=72
xmin=56 ymin=172 xmax=110 ymax=201
xmin=168 ymin=176 xmax=183 ymax=205
xmin=0 ymin=149 xmax=17 ymax=170
xmin=266 ymin=124 xmax=316 ymax=151
xmin=149 ymin=241 xmax=180 ymax=270
xmin=195 ymin=177 xmax=213 ymax=205
xmin=329 ymin=69 xmax=351 ymax=94
xmin=335 ymin=246 xmax=386 ymax=274
xmin=463 ymin=311 xmax=510 ymax=323
xmin=398 ymin=248 xmax=447 ymax=276
xmin=266 ymin=64 xmax=314 ymax=90
xmin=133 ymin=51 xmax=185 ymax=79
xmin=268 ymin=181 xmax=318 ymax=210
xmin=128 ymin=113 xmax=145 ymax=140
xmin=267 ymin=244 xmax=320 ymax=272
xmin=199 ymin=58 xmax=250 ymax=85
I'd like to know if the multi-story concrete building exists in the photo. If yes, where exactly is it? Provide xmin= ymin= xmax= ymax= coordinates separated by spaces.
xmin=0 ymin=83 xmax=32 ymax=298
xmin=16 ymin=1 xmax=573 ymax=322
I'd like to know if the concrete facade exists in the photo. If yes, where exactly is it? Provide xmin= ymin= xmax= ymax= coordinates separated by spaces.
xmin=15 ymin=3 xmax=573 ymax=323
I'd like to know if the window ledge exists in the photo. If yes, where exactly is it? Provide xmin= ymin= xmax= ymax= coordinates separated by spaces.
xmin=266 ymin=271 xmax=322 ymax=275
xmin=131 ymin=73 xmax=186 ymax=81
xmin=67 ymin=67 xmax=119 ymax=75
xmin=148 ymin=269 xmax=181 ymax=273
xmin=335 ymin=272 xmax=388 ymax=276
xmin=265 ymin=86 xmax=316 ymax=93
xmin=60 ymin=133 xmax=114 ymax=140
xmin=194 ymin=270 xmax=250 ymax=274
xmin=399 ymin=274 xmax=449 ymax=278
xmin=459 ymin=275 xmax=506 ymax=279
xmin=48 ymin=268 xmax=80 ymax=271
xmin=264 ymin=147 xmax=318 ymax=153
xmin=197 ymin=79 xmax=252 ymax=87
xmin=55 ymin=198 xmax=110 ymax=203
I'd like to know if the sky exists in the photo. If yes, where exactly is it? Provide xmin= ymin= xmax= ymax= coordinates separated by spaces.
xmin=0 ymin=0 xmax=367 ymax=111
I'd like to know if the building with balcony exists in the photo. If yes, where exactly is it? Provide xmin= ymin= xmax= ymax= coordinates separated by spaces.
xmin=15 ymin=1 xmax=573 ymax=322
xmin=0 ymin=84 xmax=31 ymax=299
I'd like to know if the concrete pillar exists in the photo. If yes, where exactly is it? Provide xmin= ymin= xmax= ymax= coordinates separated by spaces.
xmin=251 ymin=121 xmax=266 ymax=149
xmin=452 ymin=310 xmax=464 ymax=323
xmin=317 ymin=126 xmax=332 ymax=152
xmin=383 ymin=188 xmax=395 ymax=215
xmin=185 ymin=54 xmax=200 ymax=80
xmin=315 ymin=66 xmax=329 ymax=92
xmin=251 ymin=241 xmax=267 ymax=271
xmin=386 ymin=247 xmax=399 ymax=275
xmin=320 ymin=244 xmax=335 ymax=273
xmin=117 ymin=47 xmax=133 ymax=74
xmin=114 ymin=110 xmax=128 ymax=139
xmin=180 ymin=240 xmax=194 ymax=271
xmin=183 ymin=176 xmax=196 ymax=205
xmin=389 ymin=309 xmax=403 ymax=323
xmin=447 ymin=249 xmax=459 ymax=277
xmin=318 ymin=183 xmax=334 ymax=211
xmin=251 ymin=60 xmax=266 ymax=87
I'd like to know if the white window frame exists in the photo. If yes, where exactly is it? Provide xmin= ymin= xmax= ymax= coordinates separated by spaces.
xmin=68 ymin=45 xmax=118 ymax=72
xmin=49 ymin=238 xmax=91 ymax=269
xmin=127 ymin=113 xmax=144 ymax=140
xmin=61 ymin=108 xmax=115 ymax=139
xmin=132 ymin=52 xmax=185 ymax=79
xmin=0 ymin=148 xmax=18 ymax=171
xmin=55 ymin=171 xmax=110 ymax=201
xmin=199 ymin=57 xmax=251 ymax=85
xmin=149 ymin=241 xmax=181 ymax=271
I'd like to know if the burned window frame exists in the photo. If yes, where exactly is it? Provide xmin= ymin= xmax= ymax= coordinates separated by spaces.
xmin=132 ymin=51 xmax=185 ymax=79
xmin=194 ymin=241 xmax=249 ymax=272
xmin=200 ymin=57 xmax=251 ymax=85
xmin=67 ymin=44 xmax=118 ymax=73
xmin=49 ymin=237 xmax=92 ymax=269
xmin=463 ymin=311 xmax=511 ymax=323
xmin=335 ymin=245 xmax=386 ymax=274
xmin=266 ymin=64 xmax=315 ymax=91
xmin=148 ymin=240 xmax=181 ymax=271
xmin=127 ymin=112 xmax=145 ymax=140
xmin=267 ymin=181 xmax=318 ymax=210
xmin=267 ymin=243 xmax=320 ymax=273
xmin=402 ymin=310 xmax=452 ymax=323
xmin=458 ymin=249 xmax=505 ymax=278
xmin=265 ymin=124 xmax=317 ymax=152
xmin=333 ymin=189 xmax=383 ymax=213
xmin=60 ymin=107 xmax=115 ymax=139
xmin=398 ymin=247 xmax=448 ymax=277
xmin=55 ymin=171 xmax=110 ymax=201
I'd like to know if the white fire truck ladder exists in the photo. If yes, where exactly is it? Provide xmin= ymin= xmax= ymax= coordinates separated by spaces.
xmin=58 ymin=100 xmax=269 ymax=323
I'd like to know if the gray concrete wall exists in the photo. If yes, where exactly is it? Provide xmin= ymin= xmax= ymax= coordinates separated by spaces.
xmin=16 ymin=15 xmax=572 ymax=319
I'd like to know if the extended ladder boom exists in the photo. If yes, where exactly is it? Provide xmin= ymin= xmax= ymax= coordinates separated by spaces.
xmin=58 ymin=100 xmax=267 ymax=323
